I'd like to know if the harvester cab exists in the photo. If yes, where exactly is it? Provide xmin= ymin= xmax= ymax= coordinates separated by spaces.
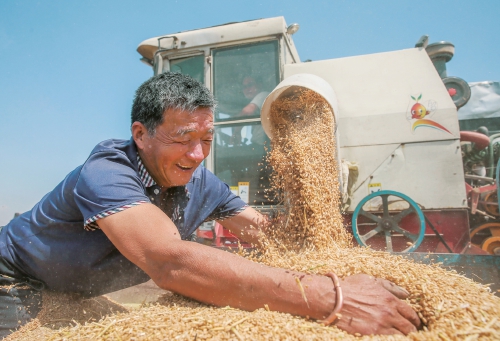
xmin=138 ymin=17 xmax=302 ymax=246
xmin=138 ymin=17 xmax=300 ymax=208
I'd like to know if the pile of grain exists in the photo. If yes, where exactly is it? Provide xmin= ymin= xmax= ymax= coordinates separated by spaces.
xmin=5 ymin=291 xmax=128 ymax=341
xmin=12 ymin=248 xmax=499 ymax=340
xmin=7 ymin=88 xmax=500 ymax=340
xmin=257 ymin=247 xmax=500 ymax=340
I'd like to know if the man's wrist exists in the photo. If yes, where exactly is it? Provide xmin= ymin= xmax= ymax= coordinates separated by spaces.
xmin=320 ymin=273 xmax=343 ymax=325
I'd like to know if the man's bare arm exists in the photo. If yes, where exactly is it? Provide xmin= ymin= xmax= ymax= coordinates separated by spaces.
xmin=217 ymin=206 xmax=269 ymax=247
xmin=98 ymin=203 xmax=420 ymax=335
xmin=98 ymin=204 xmax=335 ymax=318
xmin=240 ymin=103 xmax=259 ymax=116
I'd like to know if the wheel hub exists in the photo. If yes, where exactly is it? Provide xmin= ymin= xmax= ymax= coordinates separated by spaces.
xmin=381 ymin=220 xmax=393 ymax=231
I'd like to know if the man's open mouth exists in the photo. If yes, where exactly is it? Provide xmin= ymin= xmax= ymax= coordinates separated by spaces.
xmin=177 ymin=164 xmax=194 ymax=170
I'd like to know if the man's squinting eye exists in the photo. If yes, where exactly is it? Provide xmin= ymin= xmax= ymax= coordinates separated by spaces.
xmin=203 ymin=132 xmax=214 ymax=143
xmin=175 ymin=138 xmax=191 ymax=145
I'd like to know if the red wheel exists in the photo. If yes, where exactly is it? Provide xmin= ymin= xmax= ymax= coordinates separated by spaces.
xmin=470 ymin=222 xmax=500 ymax=255
xmin=482 ymin=237 xmax=500 ymax=255
xmin=482 ymin=192 xmax=499 ymax=217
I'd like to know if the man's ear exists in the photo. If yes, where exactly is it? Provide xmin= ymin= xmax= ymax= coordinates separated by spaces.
xmin=132 ymin=122 xmax=148 ymax=150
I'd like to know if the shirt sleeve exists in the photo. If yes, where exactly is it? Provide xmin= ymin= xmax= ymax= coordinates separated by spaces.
xmin=250 ymin=92 xmax=269 ymax=109
xmin=194 ymin=168 xmax=248 ymax=222
xmin=73 ymin=149 xmax=150 ymax=230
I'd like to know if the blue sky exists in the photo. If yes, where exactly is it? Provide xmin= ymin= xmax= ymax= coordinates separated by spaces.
xmin=0 ymin=0 xmax=499 ymax=225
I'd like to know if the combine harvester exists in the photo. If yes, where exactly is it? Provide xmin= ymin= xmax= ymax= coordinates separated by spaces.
xmin=136 ymin=17 xmax=499 ymax=293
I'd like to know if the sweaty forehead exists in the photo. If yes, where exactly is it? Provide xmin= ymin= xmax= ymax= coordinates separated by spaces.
xmin=163 ymin=108 xmax=214 ymax=135
xmin=176 ymin=117 xmax=214 ymax=135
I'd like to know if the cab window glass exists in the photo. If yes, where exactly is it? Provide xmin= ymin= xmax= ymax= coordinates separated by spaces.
xmin=165 ymin=55 xmax=205 ymax=84
xmin=212 ymin=41 xmax=279 ymax=122
xmin=214 ymin=122 xmax=272 ymax=206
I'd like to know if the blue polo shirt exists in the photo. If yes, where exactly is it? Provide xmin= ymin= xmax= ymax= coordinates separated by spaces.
xmin=0 ymin=138 xmax=246 ymax=296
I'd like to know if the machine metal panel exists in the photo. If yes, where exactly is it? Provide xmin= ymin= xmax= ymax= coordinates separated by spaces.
xmin=284 ymin=48 xmax=460 ymax=148
xmin=281 ymin=48 xmax=466 ymax=211
xmin=347 ymin=140 xmax=467 ymax=211
xmin=340 ymin=143 xmax=400 ymax=192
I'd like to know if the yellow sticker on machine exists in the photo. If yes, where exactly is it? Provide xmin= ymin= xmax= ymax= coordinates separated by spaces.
xmin=238 ymin=182 xmax=250 ymax=204
xmin=368 ymin=182 xmax=382 ymax=193
xmin=367 ymin=182 xmax=382 ymax=209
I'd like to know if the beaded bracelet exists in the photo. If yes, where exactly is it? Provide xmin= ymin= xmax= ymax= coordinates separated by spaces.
xmin=320 ymin=272 xmax=343 ymax=325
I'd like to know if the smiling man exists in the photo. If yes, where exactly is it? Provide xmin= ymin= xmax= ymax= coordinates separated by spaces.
xmin=0 ymin=72 xmax=420 ymax=338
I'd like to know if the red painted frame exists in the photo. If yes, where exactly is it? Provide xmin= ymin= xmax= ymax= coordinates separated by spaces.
xmin=196 ymin=222 xmax=252 ymax=248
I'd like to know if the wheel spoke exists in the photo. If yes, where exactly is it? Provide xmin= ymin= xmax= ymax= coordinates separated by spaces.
xmin=360 ymin=225 xmax=383 ymax=243
xmin=391 ymin=224 xmax=418 ymax=241
xmin=385 ymin=231 xmax=393 ymax=252
xmin=381 ymin=195 xmax=390 ymax=218
xmin=392 ymin=208 xmax=414 ymax=223
xmin=360 ymin=209 xmax=382 ymax=223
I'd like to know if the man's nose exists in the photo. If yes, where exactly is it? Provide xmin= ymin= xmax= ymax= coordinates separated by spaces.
xmin=187 ymin=141 xmax=205 ymax=162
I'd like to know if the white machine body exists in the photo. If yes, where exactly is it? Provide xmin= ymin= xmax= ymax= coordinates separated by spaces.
xmin=284 ymin=48 xmax=467 ymax=211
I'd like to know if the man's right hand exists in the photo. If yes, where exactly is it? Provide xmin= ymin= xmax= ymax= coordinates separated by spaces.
xmin=335 ymin=274 xmax=421 ymax=335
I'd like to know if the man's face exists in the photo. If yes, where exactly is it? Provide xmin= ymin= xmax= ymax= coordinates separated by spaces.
xmin=242 ymin=77 xmax=259 ymax=100
xmin=133 ymin=107 xmax=214 ymax=188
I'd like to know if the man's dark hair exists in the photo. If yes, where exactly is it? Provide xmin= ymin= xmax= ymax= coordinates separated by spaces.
xmin=131 ymin=72 xmax=216 ymax=135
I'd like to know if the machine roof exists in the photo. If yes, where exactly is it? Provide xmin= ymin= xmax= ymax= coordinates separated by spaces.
xmin=137 ymin=17 xmax=290 ymax=61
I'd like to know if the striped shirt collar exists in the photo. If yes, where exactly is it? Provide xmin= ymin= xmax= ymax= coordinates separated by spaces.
xmin=137 ymin=154 xmax=156 ymax=188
